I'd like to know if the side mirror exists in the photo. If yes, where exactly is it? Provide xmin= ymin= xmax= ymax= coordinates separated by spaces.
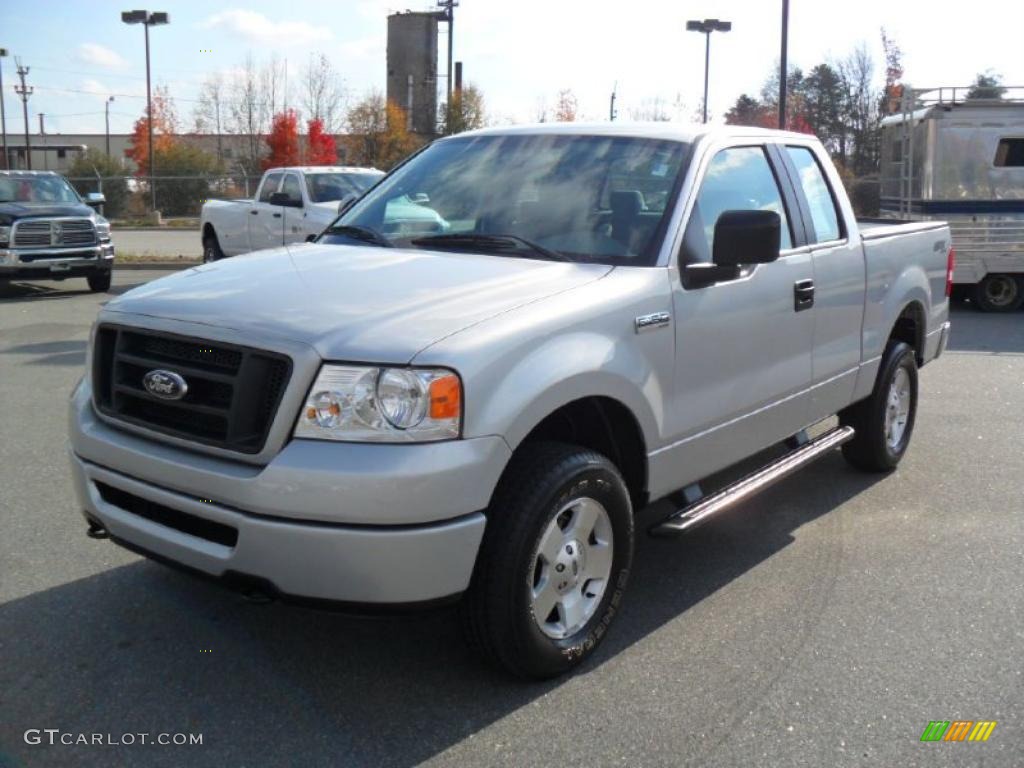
xmin=269 ymin=192 xmax=301 ymax=208
xmin=712 ymin=209 xmax=781 ymax=267
xmin=85 ymin=192 xmax=106 ymax=206
xmin=337 ymin=193 xmax=358 ymax=214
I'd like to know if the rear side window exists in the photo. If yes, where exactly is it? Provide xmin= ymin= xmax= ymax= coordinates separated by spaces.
xmin=691 ymin=146 xmax=793 ymax=254
xmin=785 ymin=146 xmax=842 ymax=243
xmin=994 ymin=138 xmax=1024 ymax=167
xmin=258 ymin=173 xmax=283 ymax=203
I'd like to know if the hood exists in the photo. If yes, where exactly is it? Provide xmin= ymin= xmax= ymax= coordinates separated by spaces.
xmin=0 ymin=201 xmax=96 ymax=222
xmin=103 ymin=243 xmax=611 ymax=363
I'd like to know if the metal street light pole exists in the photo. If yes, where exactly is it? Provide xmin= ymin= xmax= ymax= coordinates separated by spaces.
xmin=779 ymin=0 xmax=790 ymax=129
xmin=105 ymin=96 xmax=115 ymax=157
xmin=437 ymin=1 xmax=458 ymax=116
xmin=686 ymin=19 xmax=732 ymax=124
xmin=122 ymin=10 xmax=169 ymax=213
xmin=0 ymin=48 xmax=9 ymax=170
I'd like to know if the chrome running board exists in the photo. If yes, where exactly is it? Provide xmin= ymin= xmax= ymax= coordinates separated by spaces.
xmin=649 ymin=426 xmax=855 ymax=538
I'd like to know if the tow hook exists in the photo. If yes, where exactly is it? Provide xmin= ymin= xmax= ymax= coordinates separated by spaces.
xmin=86 ymin=518 xmax=109 ymax=540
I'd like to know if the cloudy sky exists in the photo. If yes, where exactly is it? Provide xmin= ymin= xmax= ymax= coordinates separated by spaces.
xmin=2 ymin=0 xmax=1022 ymax=136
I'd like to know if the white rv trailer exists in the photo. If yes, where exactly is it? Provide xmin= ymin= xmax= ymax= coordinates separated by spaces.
xmin=880 ymin=86 xmax=1024 ymax=311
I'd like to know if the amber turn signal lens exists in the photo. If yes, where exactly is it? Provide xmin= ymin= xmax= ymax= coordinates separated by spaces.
xmin=429 ymin=374 xmax=461 ymax=419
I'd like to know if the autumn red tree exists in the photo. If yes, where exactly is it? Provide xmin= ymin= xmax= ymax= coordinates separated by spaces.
xmin=305 ymin=118 xmax=337 ymax=165
xmin=263 ymin=109 xmax=300 ymax=170
xmin=125 ymin=87 xmax=178 ymax=175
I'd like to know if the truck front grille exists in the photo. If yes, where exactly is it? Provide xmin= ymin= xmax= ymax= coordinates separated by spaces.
xmin=93 ymin=326 xmax=292 ymax=455
xmin=13 ymin=218 xmax=97 ymax=248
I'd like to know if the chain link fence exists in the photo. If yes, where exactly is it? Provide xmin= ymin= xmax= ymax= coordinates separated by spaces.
xmin=67 ymin=175 xmax=265 ymax=219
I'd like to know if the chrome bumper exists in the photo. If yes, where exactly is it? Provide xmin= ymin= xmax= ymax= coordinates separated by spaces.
xmin=0 ymin=242 xmax=114 ymax=272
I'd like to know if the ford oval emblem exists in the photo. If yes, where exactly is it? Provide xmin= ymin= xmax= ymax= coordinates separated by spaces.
xmin=142 ymin=369 xmax=188 ymax=400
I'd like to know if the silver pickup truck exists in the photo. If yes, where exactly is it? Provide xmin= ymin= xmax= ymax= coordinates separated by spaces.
xmin=70 ymin=124 xmax=952 ymax=679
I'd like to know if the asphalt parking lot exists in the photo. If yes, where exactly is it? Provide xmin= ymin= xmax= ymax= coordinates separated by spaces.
xmin=1 ymin=270 xmax=1022 ymax=768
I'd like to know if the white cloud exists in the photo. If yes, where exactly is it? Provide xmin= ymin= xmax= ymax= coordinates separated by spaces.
xmin=76 ymin=43 xmax=129 ymax=70
xmin=200 ymin=9 xmax=333 ymax=46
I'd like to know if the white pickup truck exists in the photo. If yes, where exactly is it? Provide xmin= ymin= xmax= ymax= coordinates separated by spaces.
xmin=199 ymin=166 xmax=383 ymax=261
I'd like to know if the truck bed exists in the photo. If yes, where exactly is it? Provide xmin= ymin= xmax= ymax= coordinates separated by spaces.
xmin=857 ymin=218 xmax=948 ymax=241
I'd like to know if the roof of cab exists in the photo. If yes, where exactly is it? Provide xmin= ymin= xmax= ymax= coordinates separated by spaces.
xmin=269 ymin=166 xmax=383 ymax=174
xmin=451 ymin=121 xmax=817 ymax=144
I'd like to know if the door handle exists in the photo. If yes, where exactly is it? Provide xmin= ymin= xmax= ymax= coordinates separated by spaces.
xmin=273 ymin=212 xmax=282 ymax=219
xmin=794 ymin=279 xmax=815 ymax=312
xmin=250 ymin=210 xmax=258 ymax=215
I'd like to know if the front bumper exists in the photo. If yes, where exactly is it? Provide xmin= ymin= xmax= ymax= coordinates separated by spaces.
xmin=0 ymin=242 xmax=114 ymax=279
xmin=69 ymin=379 xmax=510 ymax=604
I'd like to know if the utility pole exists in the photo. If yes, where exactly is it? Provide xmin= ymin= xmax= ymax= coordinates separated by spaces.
xmin=0 ymin=48 xmax=9 ymax=170
xmin=105 ymin=96 xmax=114 ymax=156
xmin=14 ymin=58 xmax=32 ymax=169
xmin=779 ymin=0 xmax=790 ymax=129
xmin=609 ymin=82 xmax=618 ymax=121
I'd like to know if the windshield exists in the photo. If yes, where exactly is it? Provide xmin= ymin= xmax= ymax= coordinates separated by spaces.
xmin=305 ymin=172 xmax=384 ymax=203
xmin=0 ymin=175 xmax=81 ymax=204
xmin=324 ymin=134 xmax=689 ymax=265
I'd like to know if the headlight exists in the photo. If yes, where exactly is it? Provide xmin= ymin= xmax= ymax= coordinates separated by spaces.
xmin=95 ymin=218 xmax=111 ymax=241
xmin=294 ymin=364 xmax=461 ymax=442
xmin=0 ymin=225 xmax=10 ymax=245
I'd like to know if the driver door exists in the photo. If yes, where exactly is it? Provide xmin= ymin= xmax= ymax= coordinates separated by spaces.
xmin=662 ymin=143 xmax=816 ymax=484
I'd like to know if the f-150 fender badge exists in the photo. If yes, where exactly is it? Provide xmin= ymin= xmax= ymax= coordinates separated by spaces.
xmin=634 ymin=312 xmax=671 ymax=333
xmin=142 ymin=369 xmax=188 ymax=400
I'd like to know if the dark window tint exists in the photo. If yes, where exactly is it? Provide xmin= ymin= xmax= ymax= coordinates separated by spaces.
xmin=691 ymin=146 xmax=792 ymax=254
xmin=785 ymin=146 xmax=842 ymax=242
xmin=258 ymin=172 xmax=283 ymax=202
xmin=281 ymin=173 xmax=303 ymax=204
xmin=994 ymin=138 xmax=1024 ymax=167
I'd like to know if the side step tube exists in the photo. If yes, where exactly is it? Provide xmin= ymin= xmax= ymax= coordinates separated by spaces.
xmin=649 ymin=426 xmax=855 ymax=538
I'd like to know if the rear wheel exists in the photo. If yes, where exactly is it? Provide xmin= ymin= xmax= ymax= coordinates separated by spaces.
xmin=86 ymin=271 xmax=112 ymax=293
xmin=840 ymin=340 xmax=918 ymax=472
xmin=202 ymin=232 xmax=225 ymax=263
xmin=973 ymin=274 xmax=1023 ymax=312
xmin=460 ymin=442 xmax=634 ymax=679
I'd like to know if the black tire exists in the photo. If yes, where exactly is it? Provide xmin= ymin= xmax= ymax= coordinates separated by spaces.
xmin=460 ymin=442 xmax=634 ymax=679
xmin=202 ymin=231 xmax=225 ymax=263
xmin=839 ymin=341 xmax=918 ymax=472
xmin=86 ymin=271 xmax=112 ymax=293
xmin=972 ymin=274 xmax=1023 ymax=312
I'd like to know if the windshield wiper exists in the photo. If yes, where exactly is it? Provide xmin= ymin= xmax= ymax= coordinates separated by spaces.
xmin=325 ymin=224 xmax=393 ymax=248
xmin=410 ymin=233 xmax=569 ymax=261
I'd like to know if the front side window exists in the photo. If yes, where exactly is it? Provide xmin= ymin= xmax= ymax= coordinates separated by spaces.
xmin=326 ymin=134 xmax=690 ymax=265
xmin=258 ymin=173 xmax=283 ymax=203
xmin=688 ymin=146 xmax=793 ymax=257
xmin=786 ymin=146 xmax=842 ymax=243
xmin=281 ymin=173 xmax=303 ymax=205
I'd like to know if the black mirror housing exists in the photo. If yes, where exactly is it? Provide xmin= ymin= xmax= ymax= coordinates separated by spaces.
xmin=712 ymin=210 xmax=781 ymax=266
xmin=269 ymin=192 xmax=301 ymax=208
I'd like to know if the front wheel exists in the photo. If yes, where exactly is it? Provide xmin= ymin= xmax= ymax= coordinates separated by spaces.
xmin=460 ymin=442 xmax=634 ymax=679
xmin=202 ymin=233 xmax=225 ymax=263
xmin=840 ymin=341 xmax=918 ymax=472
xmin=86 ymin=271 xmax=112 ymax=293
xmin=973 ymin=274 xmax=1023 ymax=312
